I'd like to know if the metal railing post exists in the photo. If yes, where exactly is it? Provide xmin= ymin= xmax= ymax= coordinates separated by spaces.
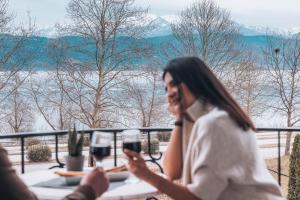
xmin=21 ymin=137 xmax=25 ymax=174
xmin=88 ymin=132 xmax=94 ymax=167
xmin=49 ymin=135 xmax=65 ymax=169
xmin=113 ymin=131 xmax=117 ymax=167
xmin=278 ymin=130 xmax=281 ymax=185
xmin=145 ymin=131 xmax=164 ymax=173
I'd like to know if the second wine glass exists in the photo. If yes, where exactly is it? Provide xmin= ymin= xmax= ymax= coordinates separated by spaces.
xmin=122 ymin=129 xmax=142 ymax=153
xmin=90 ymin=131 xmax=112 ymax=167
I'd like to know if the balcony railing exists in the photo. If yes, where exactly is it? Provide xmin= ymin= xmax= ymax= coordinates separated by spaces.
xmin=1 ymin=127 xmax=299 ymax=186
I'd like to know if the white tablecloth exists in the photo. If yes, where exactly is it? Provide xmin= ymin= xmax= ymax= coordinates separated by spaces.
xmin=20 ymin=169 xmax=158 ymax=200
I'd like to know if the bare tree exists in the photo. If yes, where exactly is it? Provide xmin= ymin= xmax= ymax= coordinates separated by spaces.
xmin=0 ymin=0 xmax=36 ymax=133
xmin=53 ymin=0 xmax=149 ymax=128
xmin=118 ymin=66 xmax=167 ymax=127
xmin=0 ymin=0 xmax=24 ymax=101
xmin=162 ymin=0 xmax=265 ymax=119
xmin=169 ymin=0 xmax=241 ymax=76
xmin=224 ymin=52 xmax=266 ymax=117
xmin=0 ymin=0 xmax=11 ymax=32
xmin=30 ymin=39 xmax=75 ymax=130
xmin=30 ymin=72 xmax=75 ymax=131
xmin=264 ymin=34 xmax=300 ymax=155
xmin=3 ymin=73 xmax=33 ymax=132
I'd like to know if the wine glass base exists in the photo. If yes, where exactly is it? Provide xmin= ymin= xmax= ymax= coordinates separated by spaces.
xmin=124 ymin=174 xmax=140 ymax=184
xmin=95 ymin=161 xmax=103 ymax=167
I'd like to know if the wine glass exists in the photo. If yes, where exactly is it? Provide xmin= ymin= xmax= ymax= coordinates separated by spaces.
xmin=90 ymin=131 xmax=112 ymax=167
xmin=122 ymin=129 xmax=142 ymax=153
xmin=122 ymin=129 xmax=142 ymax=183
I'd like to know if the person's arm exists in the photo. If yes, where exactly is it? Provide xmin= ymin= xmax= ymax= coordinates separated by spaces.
xmin=0 ymin=145 xmax=108 ymax=200
xmin=124 ymin=150 xmax=201 ymax=200
xmin=63 ymin=185 xmax=96 ymax=200
xmin=0 ymin=146 xmax=38 ymax=200
xmin=163 ymin=84 xmax=185 ymax=180
xmin=146 ymin=172 xmax=201 ymax=200
xmin=162 ymin=125 xmax=183 ymax=180
xmin=63 ymin=167 xmax=109 ymax=200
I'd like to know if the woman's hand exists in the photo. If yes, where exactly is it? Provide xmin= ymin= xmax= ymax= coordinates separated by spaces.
xmin=123 ymin=149 xmax=153 ymax=181
xmin=167 ymin=85 xmax=184 ymax=121
xmin=124 ymin=150 xmax=199 ymax=200
xmin=80 ymin=167 xmax=109 ymax=197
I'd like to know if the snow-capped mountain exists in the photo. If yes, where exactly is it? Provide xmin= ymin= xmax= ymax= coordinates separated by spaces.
xmin=239 ymin=24 xmax=300 ymax=36
xmin=36 ymin=14 xmax=299 ymax=38
xmin=238 ymin=25 xmax=266 ymax=36
xmin=147 ymin=16 xmax=270 ymax=37
xmin=38 ymin=27 xmax=58 ymax=38
xmin=146 ymin=16 xmax=172 ymax=37
xmin=291 ymin=27 xmax=300 ymax=35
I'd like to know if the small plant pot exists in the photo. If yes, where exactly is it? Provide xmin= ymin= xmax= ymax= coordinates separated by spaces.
xmin=65 ymin=155 xmax=85 ymax=171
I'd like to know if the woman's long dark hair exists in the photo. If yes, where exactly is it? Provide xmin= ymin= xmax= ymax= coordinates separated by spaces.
xmin=163 ymin=57 xmax=255 ymax=131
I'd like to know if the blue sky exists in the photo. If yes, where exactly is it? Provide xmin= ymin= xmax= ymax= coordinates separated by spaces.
xmin=8 ymin=0 xmax=300 ymax=30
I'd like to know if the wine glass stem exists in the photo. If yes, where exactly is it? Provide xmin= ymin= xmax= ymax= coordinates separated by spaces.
xmin=96 ymin=160 xmax=103 ymax=167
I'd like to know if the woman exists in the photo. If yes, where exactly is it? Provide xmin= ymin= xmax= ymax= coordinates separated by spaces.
xmin=124 ymin=57 xmax=283 ymax=200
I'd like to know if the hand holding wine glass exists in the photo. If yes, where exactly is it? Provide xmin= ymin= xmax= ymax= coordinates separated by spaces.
xmin=80 ymin=167 xmax=109 ymax=197
xmin=90 ymin=131 xmax=112 ymax=167
xmin=122 ymin=129 xmax=142 ymax=153
xmin=122 ymin=129 xmax=142 ymax=183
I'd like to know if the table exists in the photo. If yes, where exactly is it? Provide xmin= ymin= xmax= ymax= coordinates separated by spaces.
xmin=20 ymin=169 xmax=159 ymax=200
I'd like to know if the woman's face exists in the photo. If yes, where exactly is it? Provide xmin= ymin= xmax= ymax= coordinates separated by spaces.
xmin=163 ymin=72 xmax=196 ymax=109
xmin=163 ymin=72 xmax=182 ymax=108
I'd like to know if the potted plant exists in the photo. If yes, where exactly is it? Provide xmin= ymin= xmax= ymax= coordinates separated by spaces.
xmin=65 ymin=126 xmax=85 ymax=171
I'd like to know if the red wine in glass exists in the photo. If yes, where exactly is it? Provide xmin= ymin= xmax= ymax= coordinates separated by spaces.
xmin=90 ymin=145 xmax=111 ymax=161
xmin=123 ymin=141 xmax=141 ymax=153
xmin=121 ymin=130 xmax=142 ymax=153
xmin=90 ymin=131 xmax=112 ymax=167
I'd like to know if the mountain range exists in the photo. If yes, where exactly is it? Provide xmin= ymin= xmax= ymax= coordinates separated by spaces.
xmin=1 ymin=16 xmax=299 ymax=70
xmin=0 ymin=34 xmax=274 ymax=70
xmin=39 ymin=16 xmax=300 ymax=38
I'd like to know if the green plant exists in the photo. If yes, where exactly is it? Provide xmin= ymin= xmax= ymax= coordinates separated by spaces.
xmin=27 ymin=144 xmax=52 ymax=162
xmin=68 ymin=126 xmax=84 ymax=157
xmin=25 ymin=138 xmax=41 ymax=149
xmin=288 ymin=134 xmax=300 ymax=200
xmin=142 ymin=138 xmax=159 ymax=154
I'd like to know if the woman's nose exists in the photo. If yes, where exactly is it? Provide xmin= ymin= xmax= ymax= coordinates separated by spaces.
xmin=167 ymin=87 xmax=177 ymax=98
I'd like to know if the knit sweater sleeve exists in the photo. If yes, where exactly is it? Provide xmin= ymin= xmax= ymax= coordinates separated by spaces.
xmin=0 ymin=145 xmax=38 ymax=200
xmin=62 ymin=185 xmax=96 ymax=200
